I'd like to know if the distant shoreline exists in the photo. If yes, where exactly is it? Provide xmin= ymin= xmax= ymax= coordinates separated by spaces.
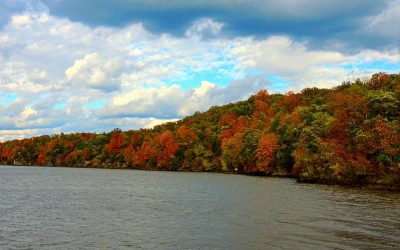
xmin=2 ymin=164 xmax=400 ymax=191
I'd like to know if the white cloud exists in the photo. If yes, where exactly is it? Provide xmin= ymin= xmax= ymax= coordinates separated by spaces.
xmin=195 ymin=81 xmax=215 ymax=96
xmin=233 ymin=36 xmax=346 ymax=76
xmin=233 ymin=36 xmax=400 ymax=88
xmin=0 ymin=12 xmax=240 ymax=140
xmin=20 ymin=106 xmax=37 ymax=118
xmin=0 ymin=35 xmax=9 ymax=44
xmin=97 ymin=75 xmax=270 ymax=119
xmin=97 ymin=85 xmax=183 ymax=119
xmin=185 ymin=18 xmax=224 ymax=39
xmin=11 ymin=14 xmax=31 ymax=27
xmin=143 ymin=118 xmax=179 ymax=129
xmin=0 ymin=129 xmax=40 ymax=142
xmin=0 ymin=8 xmax=399 ymax=141
xmin=65 ymin=53 xmax=123 ymax=91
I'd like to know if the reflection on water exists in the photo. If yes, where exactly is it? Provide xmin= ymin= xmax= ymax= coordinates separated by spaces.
xmin=1 ymin=166 xmax=399 ymax=249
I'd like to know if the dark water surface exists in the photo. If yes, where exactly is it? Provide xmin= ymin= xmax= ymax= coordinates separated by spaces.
xmin=1 ymin=166 xmax=399 ymax=249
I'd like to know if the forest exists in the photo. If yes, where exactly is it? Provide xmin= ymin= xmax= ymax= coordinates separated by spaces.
xmin=1 ymin=73 xmax=399 ymax=186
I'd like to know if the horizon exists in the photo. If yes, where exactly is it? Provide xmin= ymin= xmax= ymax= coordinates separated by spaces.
xmin=1 ymin=0 xmax=400 ymax=141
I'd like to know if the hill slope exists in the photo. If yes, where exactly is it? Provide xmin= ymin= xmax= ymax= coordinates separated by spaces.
xmin=1 ymin=73 xmax=400 ymax=186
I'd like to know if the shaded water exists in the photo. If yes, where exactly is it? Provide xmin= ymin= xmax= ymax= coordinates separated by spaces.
xmin=1 ymin=166 xmax=399 ymax=249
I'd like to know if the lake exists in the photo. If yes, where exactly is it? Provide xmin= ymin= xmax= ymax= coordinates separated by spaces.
xmin=1 ymin=166 xmax=399 ymax=249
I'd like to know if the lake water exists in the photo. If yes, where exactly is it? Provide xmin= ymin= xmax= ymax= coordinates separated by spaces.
xmin=1 ymin=166 xmax=399 ymax=249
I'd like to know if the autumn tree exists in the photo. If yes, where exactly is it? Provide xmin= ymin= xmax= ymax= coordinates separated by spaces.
xmin=328 ymin=90 xmax=368 ymax=140
xmin=124 ymin=133 xmax=140 ymax=167
xmin=221 ymin=133 xmax=243 ymax=171
xmin=134 ymin=140 xmax=155 ymax=167
xmin=368 ymin=72 xmax=392 ymax=90
xmin=253 ymin=90 xmax=272 ymax=120
xmin=255 ymin=133 xmax=278 ymax=174
xmin=279 ymin=91 xmax=304 ymax=113
xmin=36 ymin=146 xmax=47 ymax=166
xmin=176 ymin=125 xmax=198 ymax=145
xmin=156 ymin=130 xmax=180 ymax=168
xmin=107 ymin=132 xmax=124 ymax=155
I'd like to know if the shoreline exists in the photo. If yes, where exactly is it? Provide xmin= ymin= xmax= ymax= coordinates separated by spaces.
xmin=2 ymin=164 xmax=400 ymax=191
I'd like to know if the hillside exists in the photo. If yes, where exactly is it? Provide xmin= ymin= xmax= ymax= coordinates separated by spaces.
xmin=1 ymin=73 xmax=400 ymax=186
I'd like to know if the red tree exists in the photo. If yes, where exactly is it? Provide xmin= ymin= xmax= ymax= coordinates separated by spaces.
xmin=107 ymin=132 xmax=124 ymax=154
xmin=255 ymin=133 xmax=278 ymax=174
xmin=176 ymin=125 xmax=198 ymax=145
xmin=157 ymin=130 xmax=179 ymax=167
xmin=135 ymin=140 xmax=155 ymax=167
xmin=280 ymin=92 xmax=304 ymax=112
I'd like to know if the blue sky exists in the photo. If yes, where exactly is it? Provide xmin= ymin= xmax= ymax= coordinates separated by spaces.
xmin=0 ymin=0 xmax=399 ymax=141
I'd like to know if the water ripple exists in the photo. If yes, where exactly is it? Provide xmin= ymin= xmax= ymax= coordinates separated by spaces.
xmin=1 ymin=166 xmax=399 ymax=249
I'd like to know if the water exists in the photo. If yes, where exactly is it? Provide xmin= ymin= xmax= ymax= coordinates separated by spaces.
xmin=0 ymin=166 xmax=399 ymax=249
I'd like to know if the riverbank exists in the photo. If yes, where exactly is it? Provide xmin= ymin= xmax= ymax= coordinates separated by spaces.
xmin=2 ymin=163 xmax=400 ymax=191
xmin=297 ymin=175 xmax=400 ymax=191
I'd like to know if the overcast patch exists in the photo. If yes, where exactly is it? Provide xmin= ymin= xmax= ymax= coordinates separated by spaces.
xmin=33 ymin=0 xmax=396 ymax=50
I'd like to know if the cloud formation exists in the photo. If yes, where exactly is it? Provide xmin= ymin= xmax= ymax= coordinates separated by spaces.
xmin=0 ymin=1 xmax=399 ymax=141
xmin=31 ymin=0 xmax=398 ymax=50
xmin=96 ymin=75 xmax=270 ymax=119
xmin=65 ymin=53 xmax=123 ymax=91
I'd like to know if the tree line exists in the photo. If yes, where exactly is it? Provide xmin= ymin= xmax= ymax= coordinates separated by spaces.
xmin=1 ymin=73 xmax=399 ymax=186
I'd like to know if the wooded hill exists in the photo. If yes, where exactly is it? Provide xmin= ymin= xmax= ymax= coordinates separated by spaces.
xmin=1 ymin=73 xmax=399 ymax=186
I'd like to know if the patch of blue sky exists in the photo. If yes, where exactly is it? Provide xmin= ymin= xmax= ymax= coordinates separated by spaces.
xmin=245 ymin=68 xmax=267 ymax=76
xmin=343 ymin=60 xmax=400 ymax=71
xmin=267 ymin=76 xmax=290 ymax=93
xmin=54 ymin=103 xmax=67 ymax=110
xmin=164 ymin=64 xmax=239 ymax=90
xmin=84 ymin=99 xmax=107 ymax=109
xmin=191 ymin=66 xmax=236 ymax=87
xmin=0 ymin=92 xmax=17 ymax=106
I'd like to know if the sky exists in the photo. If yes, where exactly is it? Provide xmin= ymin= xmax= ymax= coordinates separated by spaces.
xmin=0 ymin=0 xmax=399 ymax=141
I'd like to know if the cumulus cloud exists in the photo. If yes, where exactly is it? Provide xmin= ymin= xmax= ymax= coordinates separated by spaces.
xmin=0 ymin=0 xmax=47 ymax=28
xmin=97 ymin=75 xmax=270 ymax=119
xmin=0 ymin=2 xmax=399 ymax=141
xmin=185 ymin=18 xmax=224 ymax=39
xmin=11 ymin=15 xmax=32 ymax=27
xmin=233 ymin=36 xmax=400 ymax=88
xmin=20 ymin=106 xmax=37 ymax=118
xmin=98 ymin=85 xmax=183 ymax=119
xmin=233 ymin=36 xmax=345 ymax=76
xmin=0 ymin=11 xmax=240 ymax=140
xmin=65 ymin=53 xmax=123 ymax=91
